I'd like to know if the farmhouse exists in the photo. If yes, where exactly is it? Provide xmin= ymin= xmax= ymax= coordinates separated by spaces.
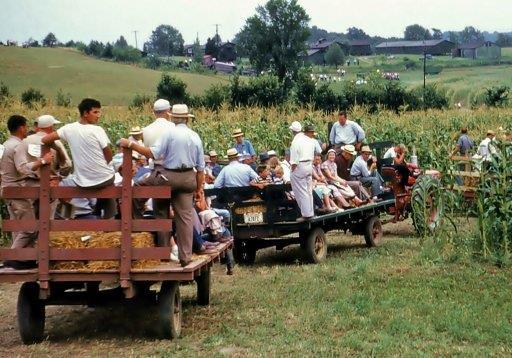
xmin=375 ymin=39 xmax=455 ymax=55
xmin=183 ymin=44 xmax=205 ymax=57
xmin=349 ymin=40 xmax=372 ymax=56
xmin=302 ymin=38 xmax=348 ymax=65
xmin=452 ymin=41 xmax=501 ymax=60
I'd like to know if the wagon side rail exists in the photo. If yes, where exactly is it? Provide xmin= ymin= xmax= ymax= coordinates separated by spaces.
xmin=0 ymin=147 xmax=172 ymax=298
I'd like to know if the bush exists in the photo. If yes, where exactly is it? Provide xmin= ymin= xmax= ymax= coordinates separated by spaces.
xmin=294 ymin=70 xmax=316 ymax=104
xmin=156 ymin=73 xmax=189 ymax=105
xmin=21 ymin=88 xmax=46 ymax=108
xmin=312 ymin=84 xmax=341 ymax=113
xmin=409 ymin=84 xmax=449 ymax=110
xmin=143 ymin=54 xmax=162 ymax=70
xmin=230 ymin=74 xmax=286 ymax=107
xmin=200 ymin=84 xmax=230 ymax=110
xmin=55 ymin=89 xmax=71 ymax=107
xmin=129 ymin=94 xmax=153 ymax=110
xmin=484 ymin=86 xmax=509 ymax=107
xmin=0 ymin=82 xmax=11 ymax=105
xmin=112 ymin=46 xmax=142 ymax=63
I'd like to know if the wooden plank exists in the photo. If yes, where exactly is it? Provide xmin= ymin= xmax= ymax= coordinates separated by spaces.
xmin=120 ymin=147 xmax=133 ymax=289
xmin=132 ymin=186 xmax=171 ymax=198
xmin=38 ymin=153 xmax=51 ymax=287
xmin=450 ymin=171 xmax=481 ymax=178
xmin=51 ymin=220 xmax=121 ymax=231
xmin=0 ymin=186 xmax=39 ymax=199
xmin=132 ymin=219 xmax=172 ymax=232
xmin=0 ymin=248 xmax=37 ymax=260
xmin=49 ymin=248 xmax=120 ymax=260
xmin=132 ymin=247 xmax=170 ymax=260
xmin=1 ymin=219 xmax=38 ymax=232
xmin=51 ymin=186 xmax=121 ymax=199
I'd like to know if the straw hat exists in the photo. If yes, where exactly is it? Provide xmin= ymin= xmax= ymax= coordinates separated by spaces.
xmin=360 ymin=145 xmax=372 ymax=153
xmin=486 ymin=129 xmax=496 ymax=136
xmin=170 ymin=104 xmax=195 ymax=118
xmin=226 ymin=148 xmax=239 ymax=157
xmin=129 ymin=126 xmax=143 ymax=135
xmin=342 ymin=144 xmax=357 ymax=155
xmin=209 ymin=150 xmax=218 ymax=157
xmin=232 ymin=128 xmax=244 ymax=138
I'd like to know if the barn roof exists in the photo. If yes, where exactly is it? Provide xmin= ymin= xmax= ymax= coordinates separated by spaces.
xmin=375 ymin=39 xmax=451 ymax=48
xmin=350 ymin=40 xmax=371 ymax=46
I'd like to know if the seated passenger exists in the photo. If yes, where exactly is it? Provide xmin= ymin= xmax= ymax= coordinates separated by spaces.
xmin=214 ymin=148 xmax=263 ymax=189
xmin=383 ymin=143 xmax=407 ymax=165
xmin=255 ymin=164 xmax=272 ymax=184
xmin=350 ymin=146 xmax=385 ymax=199
xmin=336 ymin=145 xmax=372 ymax=201
xmin=322 ymin=150 xmax=364 ymax=207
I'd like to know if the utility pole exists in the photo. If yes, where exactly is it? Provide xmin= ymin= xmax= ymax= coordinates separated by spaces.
xmin=213 ymin=24 xmax=221 ymax=44
xmin=133 ymin=30 xmax=138 ymax=50
xmin=423 ymin=40 xmax=427 ymax=111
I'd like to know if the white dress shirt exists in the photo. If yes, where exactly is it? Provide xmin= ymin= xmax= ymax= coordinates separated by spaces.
xmin=289 ymin=133 xmax=318 ymax=165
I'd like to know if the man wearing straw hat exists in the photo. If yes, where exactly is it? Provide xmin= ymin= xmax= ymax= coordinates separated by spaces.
xmin=120 ymin=104 xmax=205 ymax=267
xmin=213 ymin=148 xmax=261 ymax=189
xmin=232 ymin=128 xmax=256 ymax=168
xmin=350 ymin=145 xmax=384 ymax=199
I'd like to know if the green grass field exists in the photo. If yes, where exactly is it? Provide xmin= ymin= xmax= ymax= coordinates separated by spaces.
xmin=0 ymin=47 xmax=229 ymax=105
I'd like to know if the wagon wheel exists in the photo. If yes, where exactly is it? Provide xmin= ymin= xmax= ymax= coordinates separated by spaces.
xmin=364 ymin=216 xmax=383 ymax=247
xmin=411 ymin=175 xmax=444 ymax=236
xmin=157 ymin=281 xmax=182 ymax=339
xmin=17 ymin=282 xmax=45 ymax=345
xmin=304 ymin=227 xmax=327 ymax=264
xmin=233 ymin=240 xmax=256 ymax=265
xmin=195 ymin=267 xmax=211 ymax=306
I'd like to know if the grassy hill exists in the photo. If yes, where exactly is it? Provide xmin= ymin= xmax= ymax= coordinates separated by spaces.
xmin=0 ymin=47 xmax=229 ymax=105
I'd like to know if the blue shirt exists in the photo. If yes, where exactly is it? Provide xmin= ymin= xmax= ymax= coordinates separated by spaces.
xmin=150 ymin=123 xmax=205 ymax=171
xmin=213 ymin=161 xmax=259 ymax=188
xmin=456 ymin=134 xmax=474 ymax=155
xmin=350 ymin=155 xmax=371 ymax=178
xmin=329 ymin=120 xmax=365 ymax=146
xmin=234 ymin=139 xmax=256 ymax=157
xmin=209 ymin=163 xmax=222 ymax=177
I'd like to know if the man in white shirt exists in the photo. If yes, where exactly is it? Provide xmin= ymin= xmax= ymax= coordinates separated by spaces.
xmin=383 ymin=143 xmax=407 ymax=165
xmin=42 ymin=98 xmax=116 ymax=219
xmin=289 ymin=121 xmax=318 ymax=221
xmin=143 ymin=99 xmax=175 ymax=149
xmin=476 ymin=130 xmax=497 ymax=162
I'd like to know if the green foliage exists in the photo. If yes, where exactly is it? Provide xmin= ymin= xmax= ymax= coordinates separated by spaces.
xmin=143 ymin=54 xmax=162 ymax=70
xmin=312 ymin=84 xmax=342 ymax=113
xmin=230 ymin=74 xmax=286 ymax=107
xmin=156 ymin=73 xmax=189 ymax=105
xmin=0 ymin=82 xmax=11 ymax=105
xmin=21 ymin=87 xmax=46 ymax=107
xmin=325 ymin=43 xmax=345 ymax=66
xmin=484 ymin=86 xmax=509 ymax=107
xmin=192 ymin=37 xmax=203 ymax=63
xmin=145 ymin=24 xmax=184 ymax=56
xmin=238 ymin=0 xmax=310 ymax=83
xmin=112 ymin=46 xmax=141 ymax=63
xmin=129 ymin=94 xmax=153 ymax=110
xmin=55 ymin=89 xmax=71 ymax=107
xmin=294 ymin=69 xmax=316 ymax=104
xmin=410 ymin=84 xmax=449 ymax=110
xmin=474 ymin=143 xmax=512 ymax=264
xmin=42 ymin=32 xmax=58 ymax=47
xmin=404 ymin=24 xmax=432 ymax=41
xmin=200 ymin=84 xmax=230 ymax=110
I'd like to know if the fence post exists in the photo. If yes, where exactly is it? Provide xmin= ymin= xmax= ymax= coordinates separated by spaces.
xmin=38 ymin=146 xmax=51 ymax=298
xmin=120 ymin=147 xmax=134 ymax=298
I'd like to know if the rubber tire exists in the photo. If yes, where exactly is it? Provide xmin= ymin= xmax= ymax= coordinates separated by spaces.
xmin=233 ymin=240 xmax=256 ymax=265
xmin=364 ymin=216 xmax=383 ymax=247
xmin=17 ymin=282 xmax=45 ymax=345
xmin=195 ymin=267 xmax=211 ymax=306
xmin=304 ymin=227 xmax=327 ymax=264
xmin=157 ymin=281 xmax=182 ymax=339
xmin=411 ymin=175 xmax=444 ymax=236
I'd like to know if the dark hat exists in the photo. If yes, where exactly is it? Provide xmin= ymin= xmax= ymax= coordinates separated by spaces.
xmin=304 ymin=124 xmax=315 ymax=132
xmin=259 ymin=152 xmax=269 ymax=161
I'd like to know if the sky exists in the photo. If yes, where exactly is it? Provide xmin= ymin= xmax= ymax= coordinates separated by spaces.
xmin=0 ymin=0 xmax=511 ymax=47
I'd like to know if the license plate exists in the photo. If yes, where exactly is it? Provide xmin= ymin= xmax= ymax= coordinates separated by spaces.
xmin=243 ymin=212 xmax=264 ymax=224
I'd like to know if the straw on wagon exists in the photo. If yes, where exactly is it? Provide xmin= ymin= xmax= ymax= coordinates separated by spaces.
xmin=49 ymin=231 xmax=161 ymax=271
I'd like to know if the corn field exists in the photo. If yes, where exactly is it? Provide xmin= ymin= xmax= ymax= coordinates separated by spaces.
xmin=0 ymin=101 xmax=511 ymax=261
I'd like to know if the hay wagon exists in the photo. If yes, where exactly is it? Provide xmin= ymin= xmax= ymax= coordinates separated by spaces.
xmin=0 ymin=148 xmax=231 ymax=344
xmin=205 ymin=185 xmax=394 ymax=265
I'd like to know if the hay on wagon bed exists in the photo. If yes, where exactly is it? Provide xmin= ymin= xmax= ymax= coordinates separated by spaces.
xmin=50 ymin=231 xmax=161 ymax=271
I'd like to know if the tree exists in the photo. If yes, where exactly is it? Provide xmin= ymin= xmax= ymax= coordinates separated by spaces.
xmin=447 ymin=31 xmax=459 ymax=45
xmin=43 ymin=32 xmax=58 ymax=47
xmin=325 ymin=43 xmax=345 ymax=66
xmin=205 ymin=37 xmax=219 ymax=57
xmin=102 ymin=42 xmax=114 ymax=58
xmin=65 ymin=40 xmax=76 ymax=47
xmin=460 ymin=26 xmax=484 ymax=44
xmin=346 ymin=27 xmax=369 ymax=40
xmin=496 ymin=33 xmax=512 ymax=47
xmin=85 ymin=40 xmax=105 ymax=57
xmin=404 ymin=24 xmax=432 ymax=41
xmin=115 ymin=35 xmax=128 ymax=48
xmin=192 ymin=37 xmax=203 ymax=63
xmin=431 ymin=28 xmax=443 ymax=40
xmin=145 ymin=24 xmax=184 ymax=56
xmin=237 ymin=0 xmax=310 ymax=84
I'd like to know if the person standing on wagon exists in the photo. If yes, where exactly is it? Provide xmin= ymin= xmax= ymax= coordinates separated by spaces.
xmin=119 ymin=104 xmax=205 ymax=267
xmin=42 ymin=98 xmax=116 ymax=219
